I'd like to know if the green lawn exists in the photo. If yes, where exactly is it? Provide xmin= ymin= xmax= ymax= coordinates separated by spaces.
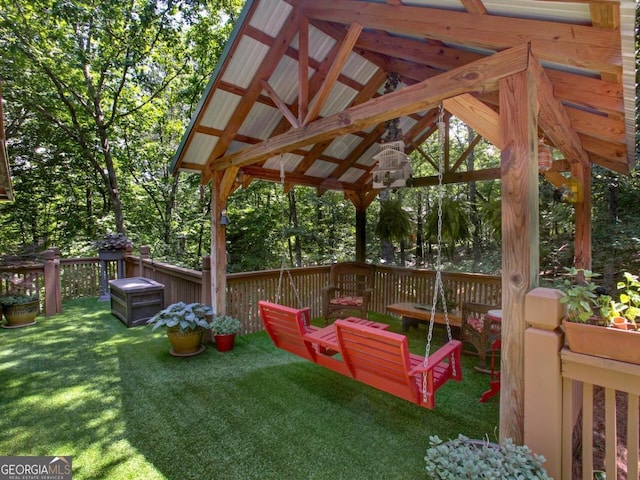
xmin=0 ymin=298 xmax=499 ymax=479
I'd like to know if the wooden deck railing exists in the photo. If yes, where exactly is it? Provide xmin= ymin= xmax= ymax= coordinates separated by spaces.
xmin=561 ymin=349 xmax=639 ymax=480
xmin=524 ymin=288 xmax=639 ymax=480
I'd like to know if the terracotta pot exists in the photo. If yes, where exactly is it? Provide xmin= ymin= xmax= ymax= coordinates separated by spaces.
xmin=563 ymin=320 xmax=640 ymax=365
xmin=214 ymin=333 xmax=236 ymax=352
xmin=2 ymin=300 xmax=39 ymax=327
xmin=611 ymin=316 xmax=629 ymax=330
xmin=167 ymin=326 xmax=204 ymax=356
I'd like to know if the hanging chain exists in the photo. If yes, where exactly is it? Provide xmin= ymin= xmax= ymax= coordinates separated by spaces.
xmin=423 ymin=104 xmax=456 ymax=402
xmin=275 ymin=154 xmax=303 ymax=307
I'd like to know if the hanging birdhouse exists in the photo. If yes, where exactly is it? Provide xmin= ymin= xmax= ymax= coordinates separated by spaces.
xmin=372 ymin=141 xmax=412 ymax=189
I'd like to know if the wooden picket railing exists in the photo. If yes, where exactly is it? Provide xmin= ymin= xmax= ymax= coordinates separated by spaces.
xmin=524 ymin=288 xmax=639 ymax=480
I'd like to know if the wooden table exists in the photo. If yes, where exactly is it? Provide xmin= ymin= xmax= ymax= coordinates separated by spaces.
xmin=386 ymin=302 xmax=462 ymax=332
xmin=303 ymin=317 xmax=389 ymax=353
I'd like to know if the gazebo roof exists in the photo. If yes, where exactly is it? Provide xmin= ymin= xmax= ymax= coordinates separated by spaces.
xmin=171 ymin=0 xmax=637 ymax=194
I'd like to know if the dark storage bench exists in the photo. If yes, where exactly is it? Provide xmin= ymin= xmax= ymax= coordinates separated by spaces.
xmin=109 ymin=277 xmax=165 ymax=327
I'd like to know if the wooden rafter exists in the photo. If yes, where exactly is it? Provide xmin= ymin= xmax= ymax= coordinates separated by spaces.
xmin=529 ymin=55 xmax=590 ymax=168
xmin=443 ymin=94 xmax=502 ymax=148
xmin=301 ymin=0 xmax=621 ymax=72
xmin=202 ymin=9 xmax=301 ymax=181
xmin=304 ymin=22 xmax=363 ymax=125
xmin=212 ymin=44 xmax=530 ymax=172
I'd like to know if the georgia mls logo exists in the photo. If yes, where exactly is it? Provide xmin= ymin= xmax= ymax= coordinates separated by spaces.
xmin=0 ymin=456 xmax=72 ymax=480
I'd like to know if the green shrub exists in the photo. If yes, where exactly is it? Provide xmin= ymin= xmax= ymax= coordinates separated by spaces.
xmin=424 ymin=434 xmax=551 ymax=479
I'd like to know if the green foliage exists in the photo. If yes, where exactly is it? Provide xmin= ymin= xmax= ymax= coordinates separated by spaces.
xmin=616 ymin=271 xmax=640 ymax=326
xmin=210 ymin=315 xmax=242 ymax=335
xmin=424 ymin=434 xmax=551 ymax=479
xmin=0 ymin=293 xmax=39 ymax=306
xmin=557 ymin=268 xmax=601 ymax=323
xmin=375 ymin=197 xmax=412 ymax=242
xmin=146 ymin=302 xmax=212 ymax=332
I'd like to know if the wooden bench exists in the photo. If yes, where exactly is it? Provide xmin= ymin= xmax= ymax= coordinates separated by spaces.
xmin=259 ymin=301 xmax=462 ymax=409
xmin=334 ymin=320 xmax=462 ymax=409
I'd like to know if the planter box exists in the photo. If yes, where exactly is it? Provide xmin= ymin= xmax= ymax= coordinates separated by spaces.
xmin=563 ymin=320 xmax=640 ymax=365
xmin=109 ymin=277 xmax=165 ymax=327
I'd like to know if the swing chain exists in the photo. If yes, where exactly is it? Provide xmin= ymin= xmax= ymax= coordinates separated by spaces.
xmin=422 ymin=105 xmax=457 ymax=402
xmin=275 ymin=154 xmax=303 ymax=308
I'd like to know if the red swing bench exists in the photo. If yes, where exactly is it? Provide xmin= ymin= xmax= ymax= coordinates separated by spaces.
xmin=258 ymin=300 xmax=462 ymax=409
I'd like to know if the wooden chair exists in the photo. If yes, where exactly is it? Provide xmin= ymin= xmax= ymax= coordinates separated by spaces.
xmin=334 ymin=320 xmax=462 ymax=410
xmin=460 ymin=302 xmax=501 ymax=372
xmin=321 ymin=262 xmax=375 ymax=324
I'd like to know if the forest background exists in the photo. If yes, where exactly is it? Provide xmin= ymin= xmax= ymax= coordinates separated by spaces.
xmin=0 ymin=0 xmax=638 ymax=292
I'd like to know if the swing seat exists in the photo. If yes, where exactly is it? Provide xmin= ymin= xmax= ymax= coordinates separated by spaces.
xmin=334 ymin=320 xmax=462 ymax=409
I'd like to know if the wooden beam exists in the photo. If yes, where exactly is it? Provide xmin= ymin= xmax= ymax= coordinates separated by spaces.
xmin=410 ymin=167 xmax=501 ymax=186
xmin=212 ymin=44 xmax=530 ymax=171
xmin=499 ymin=67 xmax=540 ymax=445
xmin=529 ymin=54 xmax=590 ymax=168
xmin=261 ymin=80 xmax=299 ymax=128
xmin=542 ymin=171 xmax=566 ymax=190
xmin=301 ymin=1 xmax=621 ymax=72
xmin=444 ymin=94 xmax=502 ymax=148
xmin=353 ymin=28 xmax=624 ymax=116
xmin=219 ymin=166 xmax=239 ymax=203
xmin=461 ymin=0 xmax=488 ymax=15
xmin=240 ymin=165 xmax=365 ymax=192
xmin=298 ymin=15 xmax=309 ymax=124
xmin=304 ymin=22 xmax=363 ymax=124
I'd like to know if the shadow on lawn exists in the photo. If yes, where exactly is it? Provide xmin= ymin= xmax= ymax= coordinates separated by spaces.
xmin=118 ymin=327 xmax=500 ymax=480
xmin=0 ymin=299 xmax=155 ymax=478
xmin=0 ymin=299 xmax=499 ymax=479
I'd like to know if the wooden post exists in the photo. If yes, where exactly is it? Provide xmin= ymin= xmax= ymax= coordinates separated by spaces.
xmin=210 ymin=174 xmax=227 ymax=316
xmin=498 ymin=64 xmax=540 ymax=444
xmin=201 ymin=256 xmax=212 ymax=307
xmin=139 ymin=245 xmax=150 ymax=277
xmin=355 ymin=209 xmax=366 ymax=263
xmin=573 ymin=163 xmax=592 ymax=270
xmin=43 ymin=248 xmax=61 ymax=316
xmin=524 ymin=287 xmax=565 ymax=479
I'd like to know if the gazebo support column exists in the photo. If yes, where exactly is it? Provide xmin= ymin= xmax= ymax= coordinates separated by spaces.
xmin=355 ymin=208 xmax=366 ymax=262
xmin=210 ymin=173 xmax=228 ymax=316
xmin=498 ymin=67 xmax=540 ymax=444
xmin=573 ymin=162 xmax=592 ymax=270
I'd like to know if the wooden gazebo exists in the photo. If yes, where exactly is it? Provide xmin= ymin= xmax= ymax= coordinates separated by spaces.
xmin=170 ymin=0 xmax=637 ymax=443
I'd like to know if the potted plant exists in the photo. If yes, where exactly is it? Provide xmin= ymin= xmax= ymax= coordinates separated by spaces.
xmin=0 ymin=293 xmax=39 ymax=328
xmin=210 ymin=315 xmax=241 ymax=352
xmin=147 ymin=302 xmax=213 ymax=357
xmin=424 ymin=434 xmax=551 ymax=479
xmin=94 ymin=232 xmax=133 ymax=256
xmin=615 ymin=271 xmax=640 ymax=329
xmin=558 ymin=268 xmax=639 ymax=365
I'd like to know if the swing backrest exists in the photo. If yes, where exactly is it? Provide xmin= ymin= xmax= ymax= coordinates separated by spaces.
xmin=334 ymin=320 xmax=463 ymax=409
xmin=258 ymin=301 xmax=316 ymax=361
xmin=334 ymin=320 xmax=419 ymax=403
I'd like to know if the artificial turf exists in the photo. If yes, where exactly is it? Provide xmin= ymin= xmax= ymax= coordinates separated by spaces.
xmin=0 ymin=298 xmax=499 ymax=479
